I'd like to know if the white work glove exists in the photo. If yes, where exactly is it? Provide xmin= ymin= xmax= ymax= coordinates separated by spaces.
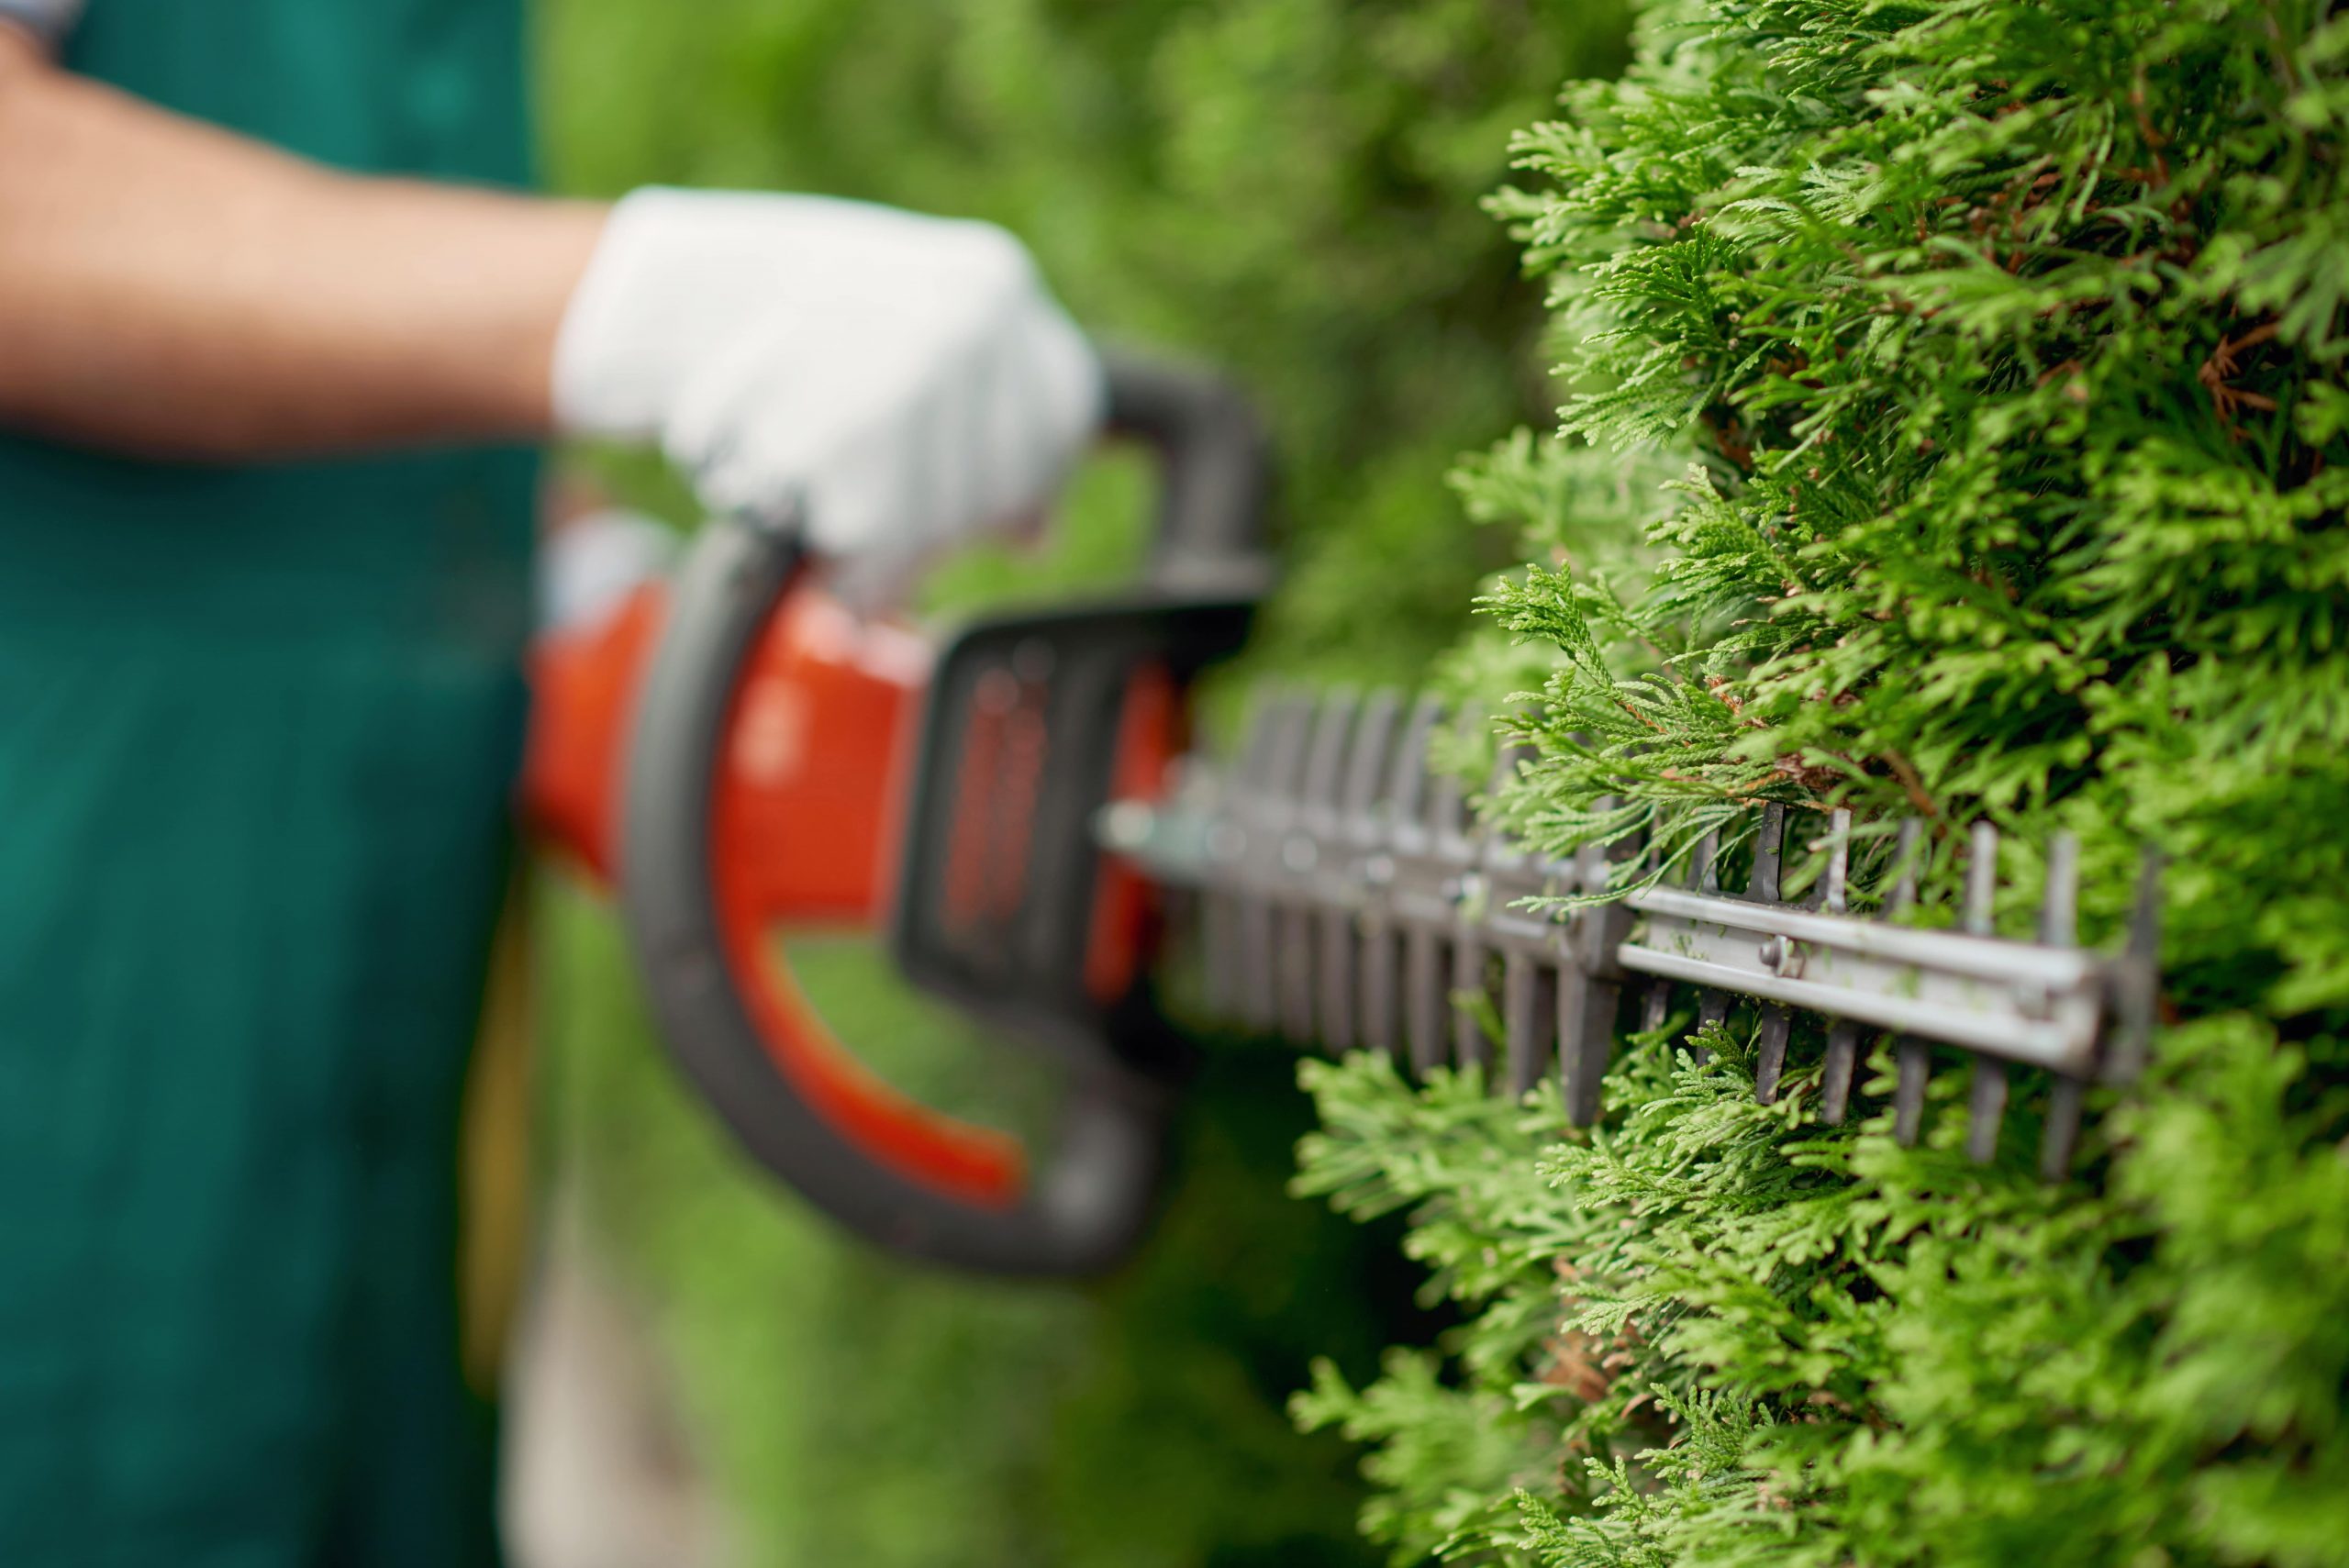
xmin=551 ymin=187 xmax=1105 ymax=559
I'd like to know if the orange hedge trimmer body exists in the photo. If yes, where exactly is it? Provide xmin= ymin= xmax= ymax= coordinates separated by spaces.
xmin=520 ymin=358 xmax=1270 ymax=1274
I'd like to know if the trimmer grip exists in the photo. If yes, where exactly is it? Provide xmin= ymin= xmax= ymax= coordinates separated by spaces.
xmin=1100 ymin=350 xmax=1275 ymax=591
xmin=619 ymin=510 xmax=1172 ymax=1274
xmin=619 ymin=355 xmax=1271 ymax=1275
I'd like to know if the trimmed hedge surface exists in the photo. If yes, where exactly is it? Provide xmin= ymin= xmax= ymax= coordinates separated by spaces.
xmin=1300 ymin=2 xmax=2349 ymax=1563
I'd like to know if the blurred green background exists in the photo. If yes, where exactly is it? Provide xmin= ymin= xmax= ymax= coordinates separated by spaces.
xmin=529 ymin=2 xmax=1629 ymax=1562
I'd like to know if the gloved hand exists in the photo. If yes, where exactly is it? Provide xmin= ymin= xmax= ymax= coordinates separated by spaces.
xmin=551 ymin=187 xmax=1103 ymax=558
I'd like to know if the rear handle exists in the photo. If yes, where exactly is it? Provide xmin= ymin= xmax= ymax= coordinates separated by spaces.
xmin=1101 ymin=350 xmax=1275 ymax=595
xmin=618 ymin=352 xmax=1270 ymax=1274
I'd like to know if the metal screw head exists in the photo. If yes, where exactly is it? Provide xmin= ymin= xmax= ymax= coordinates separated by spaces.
xmin=1282 ymin=836 xmax=1319 ymax=874
xmin=1363 ymin=854 xmax=1396 ymax=887
xmin=1758 ymin=936 xmax=1787 ymax=971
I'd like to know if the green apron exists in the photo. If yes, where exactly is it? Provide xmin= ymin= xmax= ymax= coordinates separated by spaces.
xmin=0 ymin=3 xmax=536 ymax=1562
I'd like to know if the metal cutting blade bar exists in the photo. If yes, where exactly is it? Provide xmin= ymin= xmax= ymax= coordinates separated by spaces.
xmin=1095 ymin=705 xmax=2160 ymax=1167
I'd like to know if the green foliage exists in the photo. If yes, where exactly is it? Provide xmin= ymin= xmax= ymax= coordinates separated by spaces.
xmin=1304 ymin=1022 xmax=2349 ymax=1564
xmin=542 ymin=0 xmax=1632 ymax=684
xmin=1301 ymin=2 xmax=2349 ymax=1563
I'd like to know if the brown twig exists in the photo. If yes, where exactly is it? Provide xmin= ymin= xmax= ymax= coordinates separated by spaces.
xmin=1879 ymin=749 xmax=1939 ymax=817
xmin=2199 ymin=319 xmax=2283 ymax=431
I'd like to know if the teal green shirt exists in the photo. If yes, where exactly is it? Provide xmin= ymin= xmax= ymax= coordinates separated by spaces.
xmin=0 ymin=5 xmax=537 ymax=1562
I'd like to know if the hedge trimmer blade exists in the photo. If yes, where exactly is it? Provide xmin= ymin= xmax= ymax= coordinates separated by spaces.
xmin=1105 ymin=689 xmax=2163 ymax=1174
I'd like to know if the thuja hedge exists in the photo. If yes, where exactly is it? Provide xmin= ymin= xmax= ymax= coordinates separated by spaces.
xmin=1298 ymin=2 xmax=2349 ymax=1564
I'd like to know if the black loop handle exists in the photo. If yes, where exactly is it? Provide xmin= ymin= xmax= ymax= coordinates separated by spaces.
xmin=1100 ymin=350 xmax=1275 ymax=594
xmin=620 ymin=353 xmax=1269 ymax=1274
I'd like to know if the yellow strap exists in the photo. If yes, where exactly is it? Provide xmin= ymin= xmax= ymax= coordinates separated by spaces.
xmin=459 ymin=868 xmax=537 ymax=1396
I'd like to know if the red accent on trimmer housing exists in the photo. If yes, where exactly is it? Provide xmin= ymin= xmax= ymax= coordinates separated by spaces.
xmin=1084 ymin=662 xmax=1179 ymax=1006
xmin=706 ymin=589 xmax=1028 ymax=1209
xmin=523 ymin=577 xmax=1026 ymax=1209
xmin=522 ymin=583 xmax=664 ymax=883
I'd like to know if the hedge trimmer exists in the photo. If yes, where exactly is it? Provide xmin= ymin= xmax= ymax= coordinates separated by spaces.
xmin=523 ymin=355 xmax=2163 ymax=1277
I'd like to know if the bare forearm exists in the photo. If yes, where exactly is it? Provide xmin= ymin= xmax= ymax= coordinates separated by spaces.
xmin=0 ymin=35 xmax=606 ymax=459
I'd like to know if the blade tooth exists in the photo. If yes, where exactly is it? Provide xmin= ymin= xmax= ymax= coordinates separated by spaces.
xmin=1820 ymin=815 xmax=1894 ymax=1127
xmin=1684 ymin=818 xmax=1730 ymax=1060
xmin=1339 ymin=690 xmax=1404 ymax=822
xmin=1360 ymin=917 xmax=1397 ymax=1059
xmin=1791 ymin=807 xmax=1830 ymax=911
xmin=1487 ymin=738 xmax=1533 ymax=799
xmin=1893 ymin=1038 xmax=1930 ymax=1146
xmin=1754 ymin=1006 xmax=1792 ymax=1105
xmin=1429 ymin=757 xmax=1469 ymax=840
xmin=2040 ymin=830 xmax=2080 ymax=946
xmin=2129 ymin=847 xmax=2164 ymax=963
xmin=2032 ymin=829 xmax=2084 ymax=1171
xmin=1965 ymin=820 xmax=1998 ymax=936
xmin=1227 ymin=692 xmax=1284 ymax=1029
xmin=1280 ymin=906 xmax=1317 ymax=1043
xmin=1823 ymin=807 xmax=1852 ymax=915
xmin=1532 ymin=965 xmax=1562 ymax=1097
xmin=2105 ymin=849 xmax=2164 ymax=1083
xmin=1242 ymin=695 xmax=1315 ymax=1032
xmin=1744 ymin=805 xmax=1790 ymax=1105
xmin=1234 ymin=685 xmax=1289 ymax=790
xmin=1479 ymin=744 xmax=1538 ymax=1067
xmin=1299 ymin=688 xmax=1359 ymax=817
xmin=1640 ymin=979 xmax=1672 ymax=1035
xmin=1585 ymin=792 xmax=1630 ymax=892
xmin=1333 ymin=690 xmax=1403 ymax=1057
xmin=1292 ymin=685 xmax=1359 ymax=1043
xmin=1480 ymin=742 xmax=1536 ymax=897
xmin=1742 ymin=810 xmax=1826 ymax=1099
xmin=1558 ymin=958 xmax=1620 ymax=1127
xmin=1200 ymin=691 xmax=1279 ymax=1024
xmin=1238 ymin=902 xmax=1275 ymax=1030
xmin=1751 ymin=803 xmax=1786 ymax=902
xmin=1453 ymin=919 xmax=1491 ymax=1077
xmin=1202 ymin=892 xmax=1240 ymax=1018
xmin=1889 ymin=818 xmax=1924 ymax=915
xmin=1687 ymin=990 xmax=1728 ymax=1063
xmin=1262 ymin=692 xmax=1317 ymax=816
xmin=1965 ymin=1059 xmax=2009 ymax=1163
xmin=1405 ymin=928 xmax=1445 ymax=1075
xmin=1275 ymin=693 xmax=1323 ymax=1027
xmin=1502 ymin=951 xmax=1534 ymax=1095
xmin=1386 ymin=695 xmax=1448 ymax=825
xmin=1439 ymin=711 xmax=1489 ymax=1072
xmin=1391 ymin=695 xmax=1449 ymax=1074
xmin=1274 ymin=693 xmax=1327 ymax=1042
xmin=2040 ymin=1076 xmax=2086 ymax=1177
xmin=1820 ymin=1018 xmax=1862 ymax=1124
xmin=1692 ymin=828 xmax=1720 ymax=892
xmin=1572 ymin=840 xmax=1611 ymax=900
xmin=1952 ymin=822 xmax=2001 ymax=1153
xmin=1318 ymin=907 xmax=1355 ymax=1053
xmin=1504 ymin=954 xmax=1558 ymax=1097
